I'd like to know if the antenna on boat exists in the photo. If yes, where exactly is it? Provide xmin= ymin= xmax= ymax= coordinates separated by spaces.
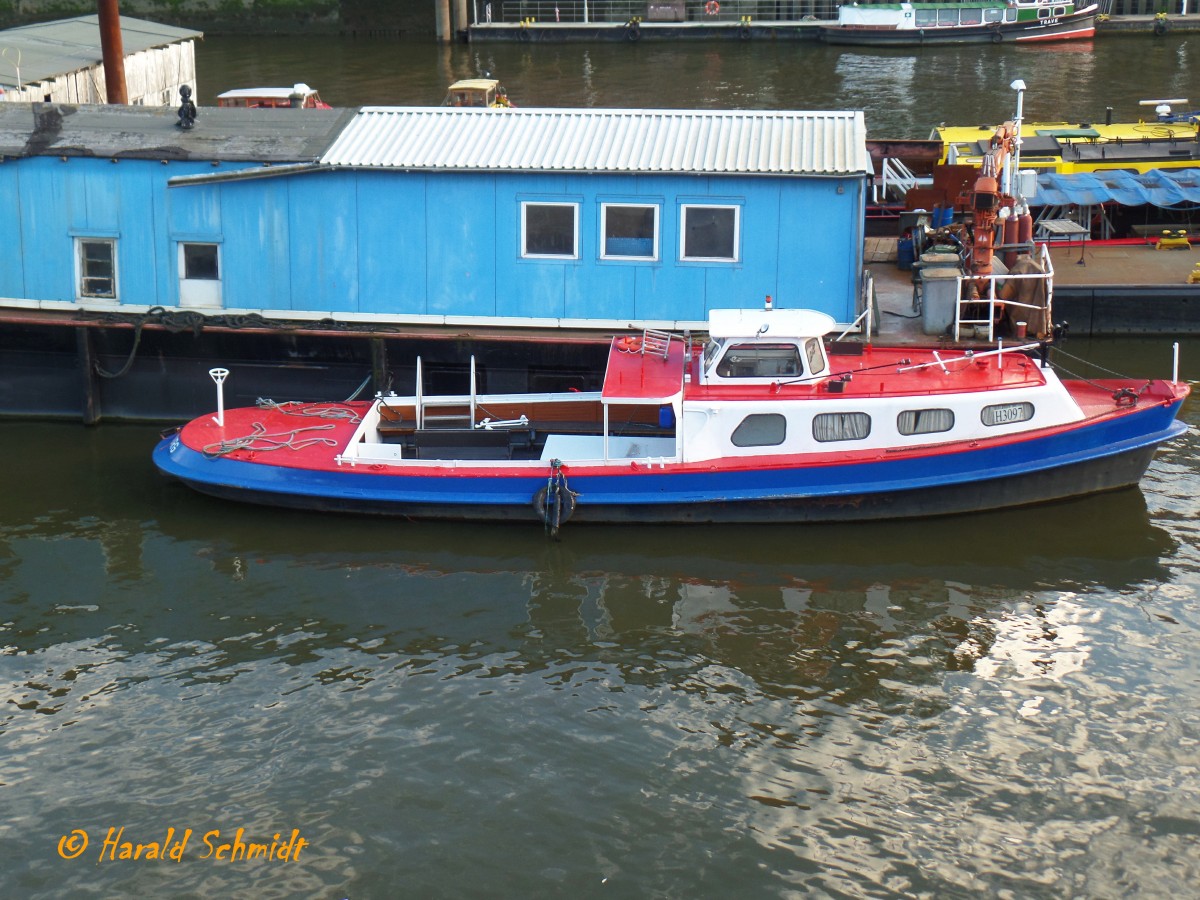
xmin=1009 ymin=79 xmax=1026 ymax=199
xmin=209 ymin=367 xmax=229 ymax=426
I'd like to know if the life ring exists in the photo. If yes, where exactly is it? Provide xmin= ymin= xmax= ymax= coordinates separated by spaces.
xmin=625 ymin=20 xmax=641 ymax=41
xmin=616 ymin=335 xmax=643 ymax=353
xmin=705 ymin=0 xmax=719 ymax=14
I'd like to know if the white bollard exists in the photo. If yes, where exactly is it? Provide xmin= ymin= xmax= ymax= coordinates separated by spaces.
xmin=209 ymin=367 xmax=229 ymax=426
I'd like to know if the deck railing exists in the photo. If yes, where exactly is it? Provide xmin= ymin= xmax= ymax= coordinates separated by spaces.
xmin=478 ymin=1 xmax=841 ymax=24
xmin=953 ymin=243 xmax=1055 ymax=343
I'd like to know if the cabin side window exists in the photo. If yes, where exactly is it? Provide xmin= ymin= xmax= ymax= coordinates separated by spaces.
xmin=716 ymin=343 xmax=802 ymax=378
xmin=897 ymin=408 xmax=954 ymax=436
xmin=601 ymin=203 xmax=659 ymax=260
xmin=680 ymin=204 xmax=739 ymax=262
xmin=732 ymin=413 xmax=786 ymax=447
xmin=982 ymin=402 xmax=1034 ymax=427
xmin=522 ymin=202 xmax=579 ymax=259
xmin=77 ymin=238 xmax=117 ymax=300
xmin=914 ymin=9 xmax=937 ymax=25
xmin=984 ymin=8 xmax=1003 ymax=22
xmin=960 ymin=7 xmax=983 ymax=24
xmin=813 ymin=412 xmax=871 ymax=443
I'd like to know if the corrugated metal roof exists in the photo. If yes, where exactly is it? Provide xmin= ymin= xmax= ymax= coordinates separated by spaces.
xmin=320 ymin=107 xmax=870 ymax=177
xmin=0 ymin=15 xmax=202 ymax=89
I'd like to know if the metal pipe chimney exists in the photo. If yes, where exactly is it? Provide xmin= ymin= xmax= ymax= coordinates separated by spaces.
xmin=97 ymin=0 xmax=129 ymax=105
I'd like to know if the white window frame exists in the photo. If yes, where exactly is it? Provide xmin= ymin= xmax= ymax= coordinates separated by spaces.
xmin=178 ymin=241 xmax=223 ymax=309
xmin=600 ymin=202 xmax=660 ymax=261
xmin=680 ymin=204 xmax=740 ymax=262
xmin=76 ymin=237 xmax=118 ymax=302
xmin=521 ymin=201 xmax=579 ymax=260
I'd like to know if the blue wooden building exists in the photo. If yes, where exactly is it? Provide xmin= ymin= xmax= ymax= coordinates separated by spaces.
xmin=0 ymin=102 xmax=870 ymax=421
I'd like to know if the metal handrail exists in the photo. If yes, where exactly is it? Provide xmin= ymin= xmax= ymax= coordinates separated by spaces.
xmin=952 ymin=243 xmax=1055 ymax=342
xmin=478 ymin=1 xmax=842 ymax=25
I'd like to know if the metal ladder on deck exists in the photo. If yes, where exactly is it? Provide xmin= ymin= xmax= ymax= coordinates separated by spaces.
xmin=640 ymin=329 xmax=672 ymax=359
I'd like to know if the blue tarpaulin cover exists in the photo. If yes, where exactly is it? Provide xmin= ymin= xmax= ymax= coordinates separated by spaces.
xmin=1035 ymin=168 xmax=1200 ymax=207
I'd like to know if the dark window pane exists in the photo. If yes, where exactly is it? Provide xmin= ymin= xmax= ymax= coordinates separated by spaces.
xmin=183 ymin=243 xmax=219 ymax=280
xmin=605 ymin=205 xmax=656 ymax=258
xmin=683 ymin=206 xmax=736 ymax=260
xmin=525 ymin=204 xmax=576 ymax=256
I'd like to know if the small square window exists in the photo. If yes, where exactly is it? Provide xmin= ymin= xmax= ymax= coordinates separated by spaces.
xmin=602 ymin=204 xmax=658 ymax=260
xmin=523 ymin=202 xmax=578 ymax=258
xmin=681 ymin=205 xmax=739 ymax=261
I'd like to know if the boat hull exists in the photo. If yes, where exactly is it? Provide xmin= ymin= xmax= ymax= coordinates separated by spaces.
xmin=819 ymin=11 xmax=1096 ymax=46
xmin=153 ymin=401 xmax=1187 ymax=526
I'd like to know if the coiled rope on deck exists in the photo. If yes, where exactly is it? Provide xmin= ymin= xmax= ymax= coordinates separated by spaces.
xmin=202 ymin=421 xmax=341 ymax=458
xmin=254 ymin=399 xmax=363 ymax=424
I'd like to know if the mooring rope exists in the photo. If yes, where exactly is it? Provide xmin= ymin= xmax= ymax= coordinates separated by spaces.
xmin=202 ymin=422 xmax=341 ymax=458
xmin=1046 ymin=348 xmax=1152 ymax=404
xmin=254 ymin=399 xmax=363 ymax=424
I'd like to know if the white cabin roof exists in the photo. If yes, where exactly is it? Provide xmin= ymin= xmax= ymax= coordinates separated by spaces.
xmin=707 ymin=309 xmax=837 ymax=340
xmin=217 ymin=85 xmax=318 ymax=100
xmin=320 ymin=107 xmax=870 ymax=177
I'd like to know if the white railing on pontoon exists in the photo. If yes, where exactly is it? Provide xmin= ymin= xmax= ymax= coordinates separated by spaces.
xmin=874 ymin=157 xmax=933 ymax=205
xmin=952 ymin=243 xmax=1055 ymax=342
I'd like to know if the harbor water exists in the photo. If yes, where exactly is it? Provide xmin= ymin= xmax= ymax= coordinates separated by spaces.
xmin=4 ymin=34 xmax=1200 ymax=898
xmin=191 ymin=32 xmax=1198 ymax=137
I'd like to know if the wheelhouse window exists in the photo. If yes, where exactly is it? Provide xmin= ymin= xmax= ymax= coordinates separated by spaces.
xmin=732 ymin=414 xmax=786 ymax=447
xmin=982 ymin=402 xmax=1034 ymax=427
xmin=601 ymin=203 xmax=658 ymax=260
xmin=522 ymin=202 xmax=579 ymax=259
xmin=805 ymin=338 xmax=827 ymax=376
xmin=681 ymin=204 xmax=739 ymax=262
xmin=897 ymin=408 xmax=955 ymax=436
xmin=716 ymin=343 xmax=802 ymax=379
xmin=813 ymin=412 xmax=871 ymax=443
xmin=77 ymin=238 xmax=116 ymax=299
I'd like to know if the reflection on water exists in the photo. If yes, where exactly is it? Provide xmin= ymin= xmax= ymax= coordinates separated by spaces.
xmin=1 ymin=422 xmax=1198 ymax=895
xmin=195 ymin=34 xmax=1196 ymax=137
xmin=2 ymin=335 xmax=1200 ymax=897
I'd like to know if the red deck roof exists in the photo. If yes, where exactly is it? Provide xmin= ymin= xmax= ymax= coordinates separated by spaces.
xmin=601 ymin=338 xmax=686 ymax=403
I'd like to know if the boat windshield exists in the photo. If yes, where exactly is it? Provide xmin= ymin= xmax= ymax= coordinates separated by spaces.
xmin=702 ymin=339 xmax=725 ymax=372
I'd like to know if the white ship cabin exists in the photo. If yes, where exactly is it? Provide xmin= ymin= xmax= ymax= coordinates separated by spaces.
xmin=695 ymin=308 xmax=835 ymax=386
xmin=339 ymin=309 xmax=1084 ymax=469
xmin=216 ymin=85 xmax=329 ymax=109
